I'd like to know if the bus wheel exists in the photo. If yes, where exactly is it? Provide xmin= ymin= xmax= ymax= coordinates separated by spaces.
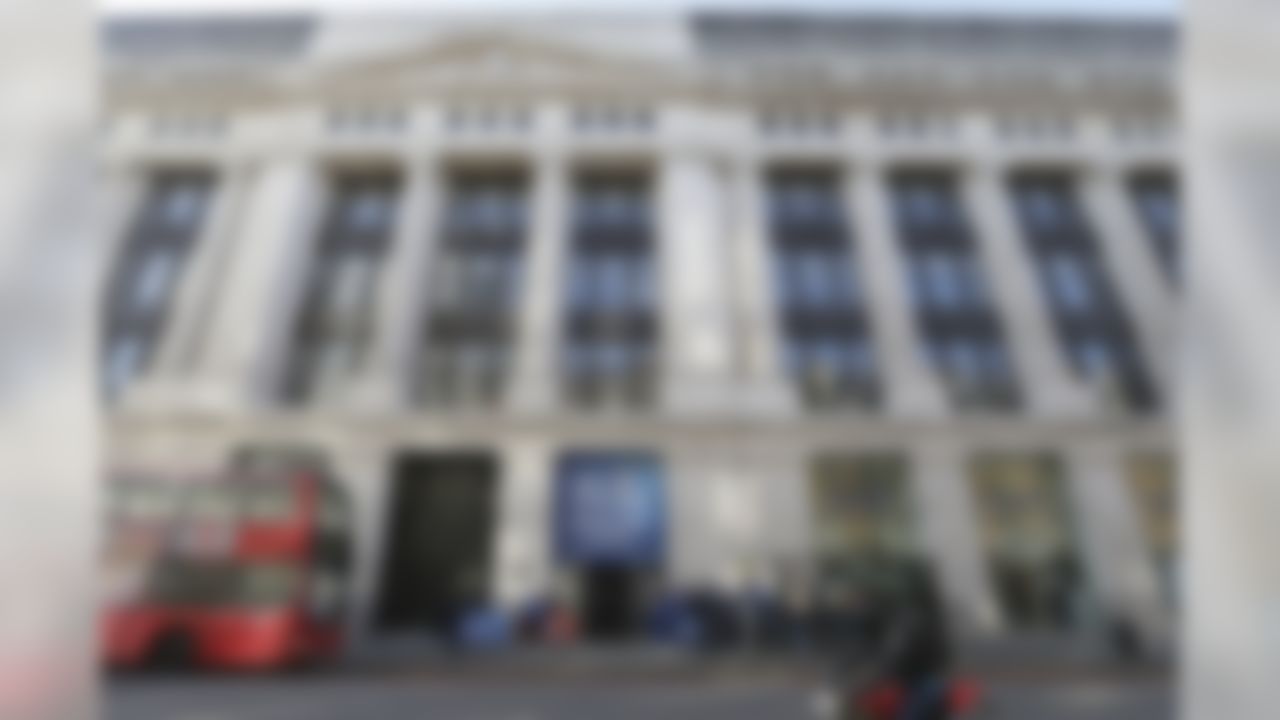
xmin=149 ymin=630 xmax=195 ymax=672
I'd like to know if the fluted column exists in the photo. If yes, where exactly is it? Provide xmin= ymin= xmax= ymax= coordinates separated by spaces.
xmin=911 ymin=442 xmax=1003 ymax=638
xmin=509 ymin=108 xmax=570 ymax=415
xmin=659 ymin=150 xmax=736 ymax=415
xmin=351 ymin=153 xmax=442 ymax=412
xmin=846 ymin=159 xmax=946 ymax=417
xmin=729 ymin=151 xmax=797 ymax=415
xmin=197 ymin=154 xmax=324 ymax=410
xmin=1065 ymin=443 xmax=1166 ymax=646
xmin=493 ymin=438 xmax=555 ymax=608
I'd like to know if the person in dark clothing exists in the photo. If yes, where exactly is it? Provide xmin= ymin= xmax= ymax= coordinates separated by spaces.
xmin=880 ymin=566 xmax=952 ymax=720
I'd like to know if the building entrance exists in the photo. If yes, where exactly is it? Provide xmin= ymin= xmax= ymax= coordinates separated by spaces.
xmin=555 ymin=452 xmax=666 ymax=641
xmin=582 ymin=564 xmax=646 ymax=640
xmin=375 ymin=452 xmax=496 ymax=634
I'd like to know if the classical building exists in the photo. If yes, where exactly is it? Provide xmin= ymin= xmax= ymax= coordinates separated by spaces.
xmin=101 ymin=12 xmax=1179 ymax=655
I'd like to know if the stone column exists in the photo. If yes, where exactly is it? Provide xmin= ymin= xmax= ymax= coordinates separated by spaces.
xmin=1078 ymin=162 xmax=1177 ymax=393
xmin=351 ymin=153 xmax=442 ymax=412
xmin=667 ymin=448 xmax=718 ymax=589
xmin=509 ymin=110 xmax=569 ymax=415
xmin=1065 ymin=443 xmax=1165 ymax=646
xmin=911 ymin=442 xmax=1003 ymax=638
xmin=492 ymin=437 xmax=555 ymax=609
xmin=729 ymin=151 xmax=797 ymax=415
xmin=659 ymin=151 xmax=735 ymax=415
xmin=964 ymin=159 xmax=1094 ymax=417
xmin=152 ymin=159 xmax=253 ymax=382
xmin=332 ymin=445 xmax=391 ymax=644
xmin=196 ymin=154 xmax=324 ymax=410
xmin=846 ymin=159 xmax=946 ymax=417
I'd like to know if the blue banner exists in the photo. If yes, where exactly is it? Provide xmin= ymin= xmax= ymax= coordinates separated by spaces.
xmin=555 ymin=452 xmax=666 ymax=566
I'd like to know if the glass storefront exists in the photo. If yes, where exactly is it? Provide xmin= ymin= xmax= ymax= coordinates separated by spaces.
xmin=810 ymin=454 xmax=917 ymax=597
xmin=970 ymin=453 xmax=1088 ymax=631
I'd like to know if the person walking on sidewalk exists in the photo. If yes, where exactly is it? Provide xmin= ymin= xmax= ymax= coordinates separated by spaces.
xmin=879 ymin=565 xmax=952 ymax=720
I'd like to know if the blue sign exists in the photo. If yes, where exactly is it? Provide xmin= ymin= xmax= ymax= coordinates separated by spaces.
xmin=555 ymin=453 xmax=666 ymax=566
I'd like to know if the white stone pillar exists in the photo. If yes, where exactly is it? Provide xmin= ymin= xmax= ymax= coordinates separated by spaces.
xmin=1079 ymin=162 xmax=1177 ymax=393
xmin=1065 ymin=443 xmax=1166 ymax=646
xmin=747 ymin=445 xmax=810 ymax=594
xmin=659 ymin=151 xmax=736 ymax=415
xmin=492 ymin=437 xmax=555 ymax=608
xmin=911 ymin=442 xmax=1002 ymax=638
xmin=332 ymin=445 xmax=391 ymax=644
xmin=509 ymin=116 xmax=569 ymax=414
xmin=729 ymin=152 xmax=797 ymax=415
xmin=197 ymin=154 xmax=324 ymax=409
xmin=963 ymin=160 xmax=1094 ymax=417
xmin=152 ymin=160 xmax=253 ymax=381
xmin=846 ymin=160 xmax=946 ymax=417
xmin=668 ymin=448 xmax=718 ymax=588
xmin=352 ymin=154 xmax=442 ymax=412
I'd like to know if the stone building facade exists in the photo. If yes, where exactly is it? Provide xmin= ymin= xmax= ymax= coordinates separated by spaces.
xmin=101 ymin=12 xmax=1179 ymax=655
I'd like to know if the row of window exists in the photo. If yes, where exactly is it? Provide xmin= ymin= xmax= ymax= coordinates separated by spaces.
xmin=766 ymin=167 xmax=1175 ymax=412
xmin=101 ymin=164 xmax=1179 ymax=413
xmin=813 ymin=451 xmax=1177 ymax=629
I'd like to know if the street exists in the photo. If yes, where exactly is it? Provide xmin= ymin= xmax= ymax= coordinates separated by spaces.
xmin=107 ymin=673 xmax=1172 ymax=720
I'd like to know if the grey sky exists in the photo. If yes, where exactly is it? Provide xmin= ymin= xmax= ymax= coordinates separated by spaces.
xmin=102 ymin=0 xmax=1177 ymax=18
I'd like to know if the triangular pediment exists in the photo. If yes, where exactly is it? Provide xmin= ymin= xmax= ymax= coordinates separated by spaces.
xmin=315 ymin=31 xmax=690 ymax=96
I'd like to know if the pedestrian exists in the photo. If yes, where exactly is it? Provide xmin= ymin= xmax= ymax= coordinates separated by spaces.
xmin=879 ymin=565 xmax=952 ymax=720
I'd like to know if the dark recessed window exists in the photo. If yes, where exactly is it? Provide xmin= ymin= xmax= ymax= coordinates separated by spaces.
xmin=768 ymin=166 xmax=880 ymax=410
xmin=1010 ymin=172 xmax=1156 ymax=412
xmin=416 ymin=168 xmax=528 ymax=409
xmin=101 ymin=169 xmax=215 ymax=401
xmin=280 ymin=172 xmax=400 ymax=405
xmin=563 ymin=170 xmax=658 ymax=410
xmin=892 ymin=171 xmax=1019 ymax=411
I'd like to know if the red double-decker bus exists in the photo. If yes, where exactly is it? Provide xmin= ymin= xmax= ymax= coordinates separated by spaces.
xmin=103 ymin=452 xmax=352 ymax=671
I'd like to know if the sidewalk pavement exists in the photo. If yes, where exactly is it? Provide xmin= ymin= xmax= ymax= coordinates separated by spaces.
xmin=342 ymin=639 xmax=1171 ymax=687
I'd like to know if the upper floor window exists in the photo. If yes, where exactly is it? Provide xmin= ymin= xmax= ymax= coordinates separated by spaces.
xmin=1016 ymin=184 xmax=1072 ymax=233
xmin=892 ymin=171 xmax=1019 ymax=411
xmin=447 ymin=183 xmax=526 ymax=235
xmin=341 ymin=188 xmax=396 ymax=234
xmin=1010 ymin=172 xmax=1155 ymax=412
xmin=280 ymin=172 xmax=400 ymax=405
xmin=569 ymin=253 xmax=653 ymax=313
xmin=563 ymin=169 xmax=658 ymax=410
xmin=1130 ymin=172 xmax=1179 ymax=284
xmin=895 ymin=180 xmax=959 ymax=231
xmin=770 ymin=175 xmax=844 ymax=228
xmin=768 ymin=166 xmax=879 ymax=410
xmin=908 ymin=250 xmax=986 ymax=313
xmin=776 ymin=249 xmax=858 ymax=311
xmin=1043 ymin=253 xmax=1097 ymax=313
xmin=417 ymin=168 xmax=528 ymax=409
xmin=102 ymin=170 xmax=215 ymax=401
xmin=575 ymin=182 xmax=650 ymax=232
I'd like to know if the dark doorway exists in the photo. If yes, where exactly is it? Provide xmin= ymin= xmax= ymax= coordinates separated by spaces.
xmin=583 ymin=565 xmax=643 ymax=640
xmin=375 ymin=453 xmax=497 ymax=634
